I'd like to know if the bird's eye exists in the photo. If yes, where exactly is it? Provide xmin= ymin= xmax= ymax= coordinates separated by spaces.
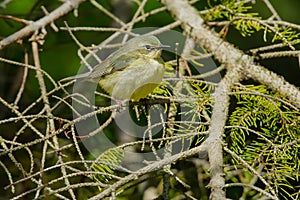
xmin=144 ymin=45 xmax=152 ymax=50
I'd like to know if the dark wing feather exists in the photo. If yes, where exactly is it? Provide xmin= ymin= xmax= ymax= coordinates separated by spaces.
xmin=86 ymin=58 xmax=113 ymax=79
xmin=61 ymin=45 xmax=139 ymax=81
xmin=87 ymin=53 xmax=139 ymax=79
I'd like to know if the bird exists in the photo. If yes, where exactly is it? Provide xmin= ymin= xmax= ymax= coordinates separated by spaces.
xmin=62 ymin=35 xmax=169 ymax=101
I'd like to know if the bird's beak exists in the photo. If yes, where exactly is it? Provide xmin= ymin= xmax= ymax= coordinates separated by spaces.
xmin=158 ymin=44 xmax=170 ymax=49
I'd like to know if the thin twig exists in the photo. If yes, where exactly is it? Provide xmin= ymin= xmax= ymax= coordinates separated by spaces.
xmin=0 ymin=0 xmax=87 ymax=49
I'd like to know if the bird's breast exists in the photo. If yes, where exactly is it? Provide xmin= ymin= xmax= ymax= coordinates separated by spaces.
xmin=99 ymin=58 xmax=164 ymax=100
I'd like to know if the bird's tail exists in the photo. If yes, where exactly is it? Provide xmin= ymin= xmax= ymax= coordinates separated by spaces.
xmin=60 ymin=71 xmax=91 ymax=82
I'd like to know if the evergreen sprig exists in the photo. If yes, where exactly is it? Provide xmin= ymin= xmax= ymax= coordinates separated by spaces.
xmin=227 ymin=84 xmax=300 ymax=199
xmin=202 ymin=0 xmax=300 ymax=46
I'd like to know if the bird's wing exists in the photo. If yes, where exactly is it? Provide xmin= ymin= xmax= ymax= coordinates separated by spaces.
xmin=86 ymin=58 xmax=112 ymax=79
xmin=87 ymin=53 xmax=138 ymax=79
xmin=61 ymin=49 xmax=139 ymax=81
xmin=61 ymin=56 xmax=115 ymax=81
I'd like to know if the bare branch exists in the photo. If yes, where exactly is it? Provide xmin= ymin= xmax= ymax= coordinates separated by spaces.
xmin=160 ymin=0 xmax=300 ymax=109
xmin=0 ymin=0 xmax=87 ymax=50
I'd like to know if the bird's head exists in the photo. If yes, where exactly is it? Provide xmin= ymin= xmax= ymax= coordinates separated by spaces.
xmin=125 ymin=35 xmax=169 ymax=59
